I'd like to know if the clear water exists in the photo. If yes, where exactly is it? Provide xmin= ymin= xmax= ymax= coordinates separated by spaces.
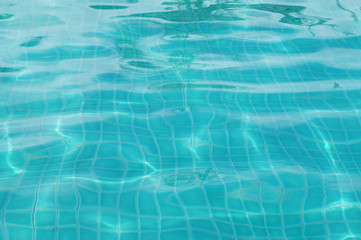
xmin=1 ymin=0 xmax=361 ymax=239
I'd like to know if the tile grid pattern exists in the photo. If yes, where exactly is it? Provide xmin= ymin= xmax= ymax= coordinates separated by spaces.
xmin=0 ymin=0 xmax=361 ymax=239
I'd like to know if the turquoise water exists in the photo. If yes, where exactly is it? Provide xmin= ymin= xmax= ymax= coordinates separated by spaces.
xmin=1 ymin=0 xmax=361 ymax=239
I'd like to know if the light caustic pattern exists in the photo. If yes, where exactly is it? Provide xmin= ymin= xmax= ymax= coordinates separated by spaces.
xmin=0 ymin=0 xmax=361 ymax=239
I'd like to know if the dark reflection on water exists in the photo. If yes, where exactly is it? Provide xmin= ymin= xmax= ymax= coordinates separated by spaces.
xmin=118 ymin=2 xmax=246 ymax=22
xmin=20 ymin=36 xmax=44 ymax=48
xmin=89 ymin=5 xmax=129 ymax=10
xmin=249 ymin=4 xmax=328 ymax=27
xmin=0 ymin=14 xmax=13 ymax=20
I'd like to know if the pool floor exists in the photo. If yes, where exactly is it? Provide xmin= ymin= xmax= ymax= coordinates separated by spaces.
xmin=0 ymin=0 xmax=361 ymax=239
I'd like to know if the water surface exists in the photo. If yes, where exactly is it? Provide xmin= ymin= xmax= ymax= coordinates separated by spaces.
xmin=1 ymin=0 xmax=361 ymax=239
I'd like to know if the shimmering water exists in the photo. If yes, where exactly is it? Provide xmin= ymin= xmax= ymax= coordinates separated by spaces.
xmin=1 ymin=0 xmax=361 ymax=239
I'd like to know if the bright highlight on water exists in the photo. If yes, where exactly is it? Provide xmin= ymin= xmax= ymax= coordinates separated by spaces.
xmin=0 ymin=0 xmax=361 ymax=239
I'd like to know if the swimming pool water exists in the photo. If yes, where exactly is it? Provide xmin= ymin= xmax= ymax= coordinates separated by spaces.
xmin=1 ymin=0 xmax=361 ymax=239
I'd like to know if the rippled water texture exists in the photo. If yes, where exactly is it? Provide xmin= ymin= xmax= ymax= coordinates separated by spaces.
xmin=1 ymin=0 xmax=361 ymax=239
